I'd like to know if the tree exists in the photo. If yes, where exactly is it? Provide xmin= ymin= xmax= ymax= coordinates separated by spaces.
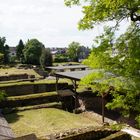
xmin=0 ymin=37 xmax=6 ymax=52
xmin=65 ymin=0 xmax=140 ymax=29
xmin=82 ymin=24 xmax=140 ymax=127
xmin=16 ymin=39 xmax=25 ymax=62
xmin=40 ymin=48 xmax=53 ymax=69
xmin=65 ymin=0 xmax=140 ymax=126
xmin=0 ymin=90 xmax=6 ymax=101
xmin=0 ymin=53 xmax=4 ymax=64
xmin=0 ymin=37 xmax=9 ymax=64
xmin=3 ymin=45 xmax=9 ymax=64
xmin=78 ymin=46 xmax=90 ymax=60
xmin=54 ymin=54 xmax=69 ymax=63
xmin=67 ymin=41 xmax=81 ymax=62
xmin=23 ymin=39 xmax=45 ymax=65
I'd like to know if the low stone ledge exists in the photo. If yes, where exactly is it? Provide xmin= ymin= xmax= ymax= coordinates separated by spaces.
xmin=41 ymin=127 xmax=117 ymax=140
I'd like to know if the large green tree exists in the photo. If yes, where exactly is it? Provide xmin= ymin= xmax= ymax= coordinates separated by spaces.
xmin=65 ymin=0 xmax=140 ymax=29
xmin=65 ymin=0 xmax=140 ymax=127
xmin=40 ymin=48 xmax=53 ymax=69
xmin=67 ymin=41 xmax=81 ymax=62
xmin=16 ymin=39 xmax=25 ymax=62
xmin=82 ymin=24 xmax=140 ymax=127
xmin=0 ymin=53 xmax=4 ymax=64
xmin=23 ymin=39 xmax=45 ymax=65
xmin=0 ymin=37 xmax=9 ymax=64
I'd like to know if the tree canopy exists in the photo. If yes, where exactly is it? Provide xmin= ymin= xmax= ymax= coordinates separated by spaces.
xmin=65 ymin=0 xmax=140 ymax=127
xmin=23 ymin=39 xmax=45 ymax=65
xmin=0 ymin=53 xmax=4 ymax=64
xmin=40 ymin=48 xmax=53 ymax=69
xmin=16 ymin=39 xmax=25 ymax=62
xmin=82 ymin=24 xmax=140 ymax=127
xmin=67 ymin=41 xmax=81 ymax=62
xmin=65 ymin=0 xmax=140 ymax=29
xmin=0 ymin=37 xmax=9 ymax=64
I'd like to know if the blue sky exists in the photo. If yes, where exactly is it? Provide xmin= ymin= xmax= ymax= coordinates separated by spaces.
xmin=0 ymin=0 xmax=129 ymax=48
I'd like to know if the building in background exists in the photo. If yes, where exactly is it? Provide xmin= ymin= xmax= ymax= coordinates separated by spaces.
xmin=9 ymin=47 xmax=16 ymax=57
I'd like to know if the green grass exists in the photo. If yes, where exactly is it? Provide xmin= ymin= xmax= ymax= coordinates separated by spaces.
xmin=0 ymin=67 xmax=41 ymax=77
xmin=5 ymin=108 xmax=101 ymax=138
xmin=0 ymin=78 xmax=70 ymax=87
xmin=16 ymin=102 xmax=62 ymax=111
xmin=7 ymin=92 xmax=57 ymax=101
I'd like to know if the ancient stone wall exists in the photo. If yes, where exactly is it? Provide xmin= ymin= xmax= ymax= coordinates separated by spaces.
xmin=0 ymin=74 xmax=29 ymax=81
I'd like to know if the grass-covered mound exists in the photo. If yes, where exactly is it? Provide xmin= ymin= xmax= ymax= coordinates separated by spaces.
xmin=0 ymin=92 xmax=59 ymax=108
xmin=0 ymin=80 xmax=71 ymax=97
xmin=5 ymin=108 xmax=101 ymax=138
xmin=0 ymin=67 xmax=41 ymax=78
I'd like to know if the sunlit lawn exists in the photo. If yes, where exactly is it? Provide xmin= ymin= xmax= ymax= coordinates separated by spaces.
xmin=5 ymin=108 xmax=101 ymax=138
xmin=0 ymin=66 xmax=73 ymax=87
xmin=0 ymin=67 xmax=41 ymax=78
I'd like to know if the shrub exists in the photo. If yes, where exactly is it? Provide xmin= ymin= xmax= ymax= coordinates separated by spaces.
xmin=0 ymin=90 xmax=6 ymax=101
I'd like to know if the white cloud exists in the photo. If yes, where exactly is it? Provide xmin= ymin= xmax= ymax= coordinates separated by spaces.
xmin=0 ymin=0 xmax=129 ymax=48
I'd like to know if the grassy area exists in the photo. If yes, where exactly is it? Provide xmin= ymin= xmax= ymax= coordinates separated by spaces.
xmin=7 ymin=92 xmax=57 ymax=101
xmin=0 ymin=62 xmax=81 ymax=77
xmin=0 ymin=78 xmax=71 ymax=87
xmin=0 ymin=66 xmax=77 ymax=87
xmin=16 ymin=102 xmax=62 ymax=111
xmin=0 ymin=67 xmax=41 ymax=77
xmin=5 ymin=108 xmax=101 ymax=138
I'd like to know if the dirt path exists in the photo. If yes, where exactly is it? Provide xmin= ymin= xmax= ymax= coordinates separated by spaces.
xmin=81 ymin=111 xmax=140 ymax=139
xmin=80 ymin=111 xmax=116 ymax=125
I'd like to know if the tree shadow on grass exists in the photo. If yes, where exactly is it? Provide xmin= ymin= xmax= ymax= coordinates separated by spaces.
xmin=89 ymin=107 xmax=137 ymax=128
xmin=3 ymin=109 xmax=23 ymax=123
